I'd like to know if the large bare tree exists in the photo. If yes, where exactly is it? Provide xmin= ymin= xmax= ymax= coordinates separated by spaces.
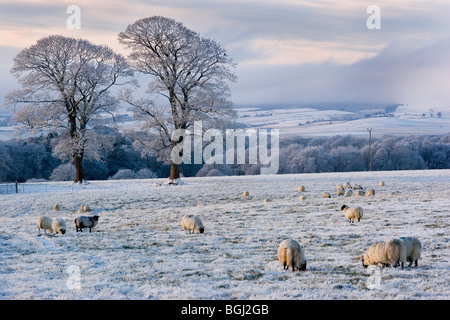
xmin=118 ymin=16 xmax=236 ymax=183
xmin=5 ymin=35 xmax=133 ymax=183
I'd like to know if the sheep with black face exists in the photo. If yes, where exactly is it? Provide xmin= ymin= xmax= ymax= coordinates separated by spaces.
xmin=75 ymin=215 xmax=99 ymax=232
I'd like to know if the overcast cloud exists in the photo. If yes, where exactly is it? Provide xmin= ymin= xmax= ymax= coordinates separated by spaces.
xmin=0 ymin=0 xmax=449 ymax=110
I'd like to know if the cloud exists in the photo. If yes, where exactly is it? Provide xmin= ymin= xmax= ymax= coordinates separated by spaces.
xmin=1 ymin=0 xmax=449 ymax=111
xmin=231 ymin=37 xmax=450 ymax=107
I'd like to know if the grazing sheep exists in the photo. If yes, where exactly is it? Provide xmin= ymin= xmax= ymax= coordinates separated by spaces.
xmin=75 ymin=215 xmax=99 ymax=232
xmin=37 ymin=216 xmax=53 ymax=234
xmin=243 ymin=191 xmax=249 ymax=197
xmin=361 ymin=239 xmax=406 ymax=268
xmin=264 ymin=197 xmax=272 ymax=203
xmin=299 ymin=195 xmax=306 ymax=201
xmin=341 ymin=204 xmax=363 ymax=223
xmin=336 ymin=184 xmax=344 ymax=191
xmin=322 ymin=192 xmax=331 ymax=198
xmin=344 ymin=189 xmax=353 ymax=197
xmin=365 ymin=189 xmax=375 ymax=196
xmin=52 ymin=217 xmax=67 ymax=234
xmin=182 ymin=214 xmax=205 ymax=234
xmin=400 ymin=237 xmax=421 ymax=267
xmin=297 ymin=186 xmax=305 ymax=192
xmin=278 ymin=239 xmax=307 ymax=272
xmin=355 ymin=190 xmax=365 ymax=196
xmin=353 ymin=184 xmax=363 ymax=190
xmin=379 ymin=181 xmax=385 ymax=187
xmin=79 ymin=205 xmax=90 ymax=212
xmin=54 ymin=204 xmax=60 ymax=211
xmin=343 ymin=182 xmax=351 ymax=189
xmin=337 ymin=189 xmax=344 ymax=196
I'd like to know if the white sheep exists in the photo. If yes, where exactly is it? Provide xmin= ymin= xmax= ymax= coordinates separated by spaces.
xmin=79 ymin=205 xmax=90 ymax=212
xmin=264 ymin=197 xmax=272 ymax=203
xmin=337 ymin=189 xmax=344 ymax=196
xmin=344 ymin=189 xmax=353 ymax=197
xmin=322 ymin=192 xmax=331 ymax=198
xmin=400 ymin=237 xmax=421 ymax=267
xmin=336 ymin=184 xmax=344 ymax=191
xmin=278 ymin=239 xmax=306 ymax=272
xmin=299 ymin=195 xmax=306 ymax=201
xmin=54 ymin=204 xmax=60 ymax=211
xmin=75 ymin=215 xmax=99 ymax=232
xmin=343 ymin=182 xmax=351 ymax=189
xmin=355 ymin=190 xmax=365 ymax=196
xmin=341 ymin=204 xmax=363 ymax=223
xmin=379 ymin=181 xmax=385 ymax=187
xmin=365 ymin=189 xmax=375 ymax=196
xmin=361 ymin=238 xmax=406 ymax=268
xmin=182 ymin=214 xmax=205 ymax=234
xmin=37 ymin=216 xmax=53 ymax=234
xmin=353 ymin=184 xmax=363 ymax=190
xmin=243 ymin=191 xmax=249 ymax=197
xmin=52 ymin=217 xmax=67 ymax=234
xmin=297 ymin=186 xmax=305 ymax=192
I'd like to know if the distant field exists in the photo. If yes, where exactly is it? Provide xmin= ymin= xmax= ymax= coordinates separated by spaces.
xmin=235 ymin=104 xmax=450 ymax=138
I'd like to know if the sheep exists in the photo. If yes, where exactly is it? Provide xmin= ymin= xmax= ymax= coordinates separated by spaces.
xmin=344 ymin=189 xmax=353 ymax=197
xmin=182 ymin=214 xmax=204 ymax=234
xmin=243 ymin=191 xmax=249 ymax=197
xmin=361 ymin=239 xmax=406 ymax=268
xmin=400 ymin=237 xmax=421 ymax=267
xmin=277 ymin=239 xmax=307 ymax=272
xmin=79 ymin=205 xmax=90 ymax=212
xmin=365 ymin=189 xmax=375 ymax=196
xmin=336 ymin=184 xmax=344 ymax=191
xmin=343 ymin=182 xmax=351 ymax=189
xmin=379 ymin=181 xmax=385 ymax=187
xmin=264 ymin=197 xmax=272 ymax=203
xmin=322 ymin=192 xmax=331 ymax=198
xmin=341 ymin=204 xmax=363 ymax=223
xmin=52 ymin=217 xmax=66 ymax=234
xmin=54 ymin=204 xmax=60 ymax=211
xmin=297 ymin=186 xmax=305 ymax=192
xmin=353 ymin=184 xmax=363 ymax=190
xmin=337 ymin=189 xmax=344 ymax=196
xmin=37 ymin=216 xmax=53 ymax=234
xmin=299 ymin=195 xmax=306 ymax=201
xmin=355 ymin=190 xmax=365 ymax=196
xmin=75 ymin=215 xmax=99 ymax=232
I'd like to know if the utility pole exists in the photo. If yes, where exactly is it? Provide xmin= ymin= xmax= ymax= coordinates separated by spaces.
xmin=367 ymin=128 xmax=372 ymax=171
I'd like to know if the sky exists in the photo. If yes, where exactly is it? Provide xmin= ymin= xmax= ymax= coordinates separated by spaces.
xmin=0 ymin=0 xmax=449 ymax=111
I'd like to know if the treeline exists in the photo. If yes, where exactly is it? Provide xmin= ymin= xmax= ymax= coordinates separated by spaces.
xmin=0 ymin=129 xmax=449 ymax=182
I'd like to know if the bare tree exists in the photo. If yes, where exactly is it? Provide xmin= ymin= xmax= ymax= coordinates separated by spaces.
xmin=5 ymin=35 xmax=133 ymax=183
xmin=118 ymin=16 xmax=236 ymax=183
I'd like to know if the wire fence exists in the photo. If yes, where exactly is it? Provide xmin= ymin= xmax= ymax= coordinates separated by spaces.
xmin=0 ymin=182 xmax=75 ymax=194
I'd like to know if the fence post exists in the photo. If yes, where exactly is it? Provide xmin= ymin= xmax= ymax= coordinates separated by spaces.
xmin=15 ymin=181 xmax=18 ymax=193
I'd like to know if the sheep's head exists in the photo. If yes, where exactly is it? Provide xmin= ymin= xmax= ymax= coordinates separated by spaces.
xmin=361 ymin=255 xmax=369 ymax=268
xmin=60 ymin=229 xmax=66 ymax=234
xmin=199 ymin=227 xmax=205 ymax=234
xmin=341 ymin=204 xmax=348 ymax=211
xmin=93 ymin=215 xmax=99 ymax=221
xmin=299 ymin=261 xmax=307 ymax=271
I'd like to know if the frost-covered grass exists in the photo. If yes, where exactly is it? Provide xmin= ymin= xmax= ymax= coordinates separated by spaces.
xmin=0 ymin=170 xmax=449 ymax=300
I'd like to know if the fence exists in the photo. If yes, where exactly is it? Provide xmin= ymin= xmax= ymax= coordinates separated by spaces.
xmin=0 ymin=182 xmax=75 ymax=194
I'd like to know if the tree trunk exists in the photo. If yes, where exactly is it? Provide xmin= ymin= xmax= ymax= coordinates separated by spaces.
xmin=169 ymin=161 xmax=180 ymax=184
xmin=73 ymin=155 xmax=85 ymax=183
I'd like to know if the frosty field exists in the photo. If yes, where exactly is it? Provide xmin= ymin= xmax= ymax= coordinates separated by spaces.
xmin=0 ymin=170 xmax=449 ymax=300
